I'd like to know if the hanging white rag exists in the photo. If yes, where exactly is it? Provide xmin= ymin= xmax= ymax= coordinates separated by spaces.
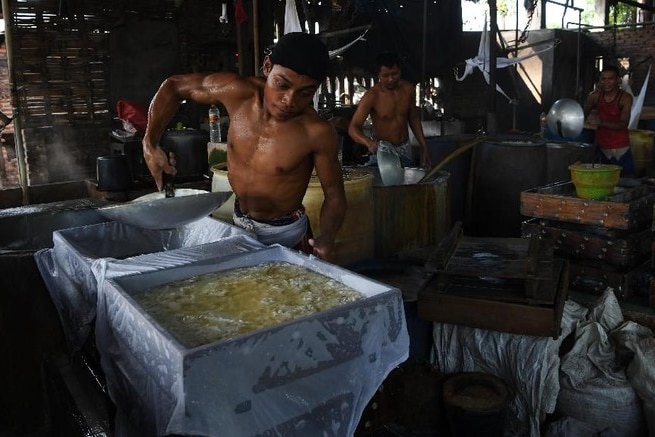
xmin=628 ymin=64 xmax=651 ymax=129
xmin=284 ymin=0 xmax=303 ymax=34
xmin=455 ymin=17 xmax=555 ymax=102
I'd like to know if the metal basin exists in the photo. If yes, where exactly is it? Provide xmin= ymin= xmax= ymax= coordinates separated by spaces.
xmin=98 ymin=189 xmax=233 ymax=230
xmin=547 ymin=98 xmax=584 ymax=140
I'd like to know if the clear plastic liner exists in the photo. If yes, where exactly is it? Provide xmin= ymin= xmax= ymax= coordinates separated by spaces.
xmin=36 ymin=217 xmax=255 ymax=351
xmin=95 ymin=246 xmax=409 ymax=436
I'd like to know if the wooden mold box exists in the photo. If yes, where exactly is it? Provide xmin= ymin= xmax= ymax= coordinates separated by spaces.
xmin=522 ymin=218 xmax=654 ymax=269
xmin=521 ymin=181 xmax=655 ymax=230
xmin=568 ymin=259 xmax=653 ymax=301
xmin=418 ymin=223 xmax=568 ymax=338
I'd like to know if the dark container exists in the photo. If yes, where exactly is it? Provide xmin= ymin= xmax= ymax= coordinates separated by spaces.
xmin=469 ymin=136 xmax=547 ymax=237
xmin=426 ymin=134 xmax=477 ymax=224
xmin=160 ymin=129 xmax=210 ymax=181
xmin=545 ymin=141 xmax=597 ymax=184
xmin=122 ymin=139 xmax=149 ymax=180
xmin=443 ymin=372 xmax=509 ymax=437
xmin=96 ymin=154 xmax=133 ymax=191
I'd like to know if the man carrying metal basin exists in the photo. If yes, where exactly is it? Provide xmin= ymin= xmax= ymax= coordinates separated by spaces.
xmin=584 ymin=64 xmax=634 ymax=176
xmin=348 ymin=52 xmax=432 ymax=169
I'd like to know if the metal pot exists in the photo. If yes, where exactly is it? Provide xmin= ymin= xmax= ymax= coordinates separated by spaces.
xmin=97 ymin=154 xmax=132 ymax=191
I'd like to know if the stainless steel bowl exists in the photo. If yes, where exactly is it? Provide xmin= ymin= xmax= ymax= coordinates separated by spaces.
xmin=547 ymin=98 xmax=585 ymax=140
xmin=98 ymin=189 xmax=233 ymax=229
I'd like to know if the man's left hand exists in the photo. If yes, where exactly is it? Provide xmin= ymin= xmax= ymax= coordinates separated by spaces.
xmin=308 ymin=235 xmax=336 ymax=262
xmin=422 ymin=151 xmax=432 ymax=169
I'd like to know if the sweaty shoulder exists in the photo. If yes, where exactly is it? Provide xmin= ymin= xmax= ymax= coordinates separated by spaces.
xmin=304 ymin=111 xmax=337 ymax=149
xmin=364 ymin=84 xmax=383 ymax=99
xmin=203 ymin=73 xmax=262 ymax=110
xmin=204 ymin=72 xmax=259 ymax=94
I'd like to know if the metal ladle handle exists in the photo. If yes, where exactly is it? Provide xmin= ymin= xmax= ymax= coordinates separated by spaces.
xmin=163 ymin=151 xmax=176 ymax=198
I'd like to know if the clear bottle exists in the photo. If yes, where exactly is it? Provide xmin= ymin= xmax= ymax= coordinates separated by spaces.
xmin=209 ymin=105 xmax=222 ymax=143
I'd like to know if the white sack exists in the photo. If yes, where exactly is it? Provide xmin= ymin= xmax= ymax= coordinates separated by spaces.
xmin=612 ymin=321 xmax=655 ymax=437
xmin=556 ymin=289 xmax=646 ymax=436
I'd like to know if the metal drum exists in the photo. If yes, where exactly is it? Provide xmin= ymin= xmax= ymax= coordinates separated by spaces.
xmin=470 ymin=136 xmax=547 ymax=237
xmin=629 ymin=129 xmax=655 ymax=177
xmin=426 ymin=134 xmax=476 ymax=224
xmin=545 ymin=142 xmax=597 ymax=184
xmin=304 ymin=169 xmax=375 ymax=266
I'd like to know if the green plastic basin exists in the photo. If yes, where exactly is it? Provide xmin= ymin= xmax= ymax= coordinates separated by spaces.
xmin=568 ymin=163 xmax=622 ymax=200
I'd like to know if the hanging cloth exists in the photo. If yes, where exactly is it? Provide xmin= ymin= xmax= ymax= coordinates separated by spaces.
xmin=628 ymin=64 xmax=651 ymax=129
xmin=284 ymin=0 xmax=303 ymax=34
xmin=455 ymin=18 xmax=555 ymax=102
xmin=235 ymin=0 xmax=248 ymax=24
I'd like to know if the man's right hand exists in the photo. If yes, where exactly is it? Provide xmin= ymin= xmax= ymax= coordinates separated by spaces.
xmin=143 ymin=141 xmax=177 ymax=191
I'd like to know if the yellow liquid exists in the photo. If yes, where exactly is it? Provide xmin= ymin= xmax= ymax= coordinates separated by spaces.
xmin=134 ymin=262 xmax=364 ymax=347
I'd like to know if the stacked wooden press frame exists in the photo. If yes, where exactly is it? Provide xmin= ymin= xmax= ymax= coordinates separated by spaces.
xmin=520 ymin=180 xmax=655 ymax=303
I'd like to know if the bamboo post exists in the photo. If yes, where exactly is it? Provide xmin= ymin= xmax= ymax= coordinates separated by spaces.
xmin=236 ymin=20 xmax=244 ymax=76
xmin=1 ymin=0 xmax=29 ymax=205
xmin=253 ymin=0 xmax=260 ymax=70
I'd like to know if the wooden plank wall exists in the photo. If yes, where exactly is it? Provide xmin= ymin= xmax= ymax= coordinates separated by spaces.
xmin=8 ymin=0 xmax=177 ymax=185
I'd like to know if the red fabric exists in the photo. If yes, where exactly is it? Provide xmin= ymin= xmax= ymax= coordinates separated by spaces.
xmin=116 ymin=100 xmax=149 ymax=134
xmin=235 ymin=0 xmax=248 ymax=24
xmin=595 ymin=90 xmax=630 ymax=149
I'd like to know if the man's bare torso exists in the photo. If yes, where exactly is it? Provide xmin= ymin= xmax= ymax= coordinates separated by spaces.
xmin=369 ymin=80 xmax=414 ymax=144
xmin=225 ymin=81 xmax=319 ymax=221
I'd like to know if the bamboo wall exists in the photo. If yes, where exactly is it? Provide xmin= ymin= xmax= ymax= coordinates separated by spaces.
xmin=5 ymin=0 xmax=179 ymax=185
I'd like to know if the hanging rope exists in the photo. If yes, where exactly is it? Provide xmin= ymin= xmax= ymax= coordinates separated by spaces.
xmin=518 ymin=0 xmax=540 ymax=44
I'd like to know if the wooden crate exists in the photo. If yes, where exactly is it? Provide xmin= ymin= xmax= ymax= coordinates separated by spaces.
xmin=417 ymin=264 xmax=567 ymax=338
xmin=568 ymin=259 xmax=653 ymax=300
xmin=521 ymin=181 xmax=655 ymax=230
xmin=424 ymin=222 xmax=558 ymax=304
xmin=522 ymin=218 xmax=654 ymax=269
xmin=418 ymin=223 xmax=568 ymax=338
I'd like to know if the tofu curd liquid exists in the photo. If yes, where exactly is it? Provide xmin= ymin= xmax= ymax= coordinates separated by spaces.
xmin=134 ymin=262 xmax=364 ymax=347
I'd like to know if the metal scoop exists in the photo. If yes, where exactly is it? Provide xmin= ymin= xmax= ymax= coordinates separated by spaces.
xmin=163 ymin=151 xmax=176 ymax=198
xmin=376 ymin=142 xmax=404 ymax=186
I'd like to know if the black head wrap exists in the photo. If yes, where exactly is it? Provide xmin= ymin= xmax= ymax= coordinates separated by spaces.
xmin=269 ymin=32 xmax=330 ymax=83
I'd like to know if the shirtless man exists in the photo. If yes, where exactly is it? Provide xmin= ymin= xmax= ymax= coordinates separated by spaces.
xmin=142 ymin=32 xmax=346 ymax=261
xmin=584 ymin=64 xmax=634 ymax=176
xmin=348 ymin=52 xmax=431 ymax=168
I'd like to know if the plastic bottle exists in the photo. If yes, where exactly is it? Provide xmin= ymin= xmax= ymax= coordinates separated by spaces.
xmin=209 ymin=105 xmax=221 ymax=143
